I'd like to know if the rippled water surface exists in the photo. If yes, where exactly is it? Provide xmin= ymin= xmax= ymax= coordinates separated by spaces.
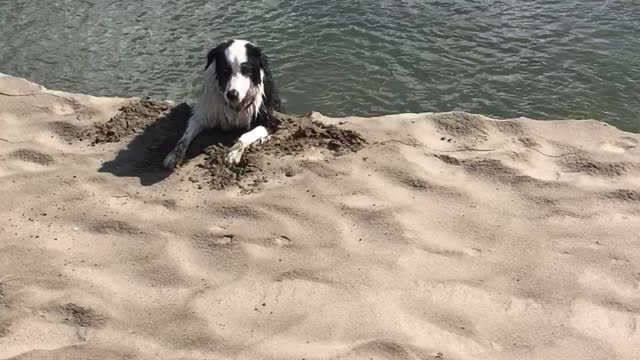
xmin=1 ymin=0 xmax=639 ymax=130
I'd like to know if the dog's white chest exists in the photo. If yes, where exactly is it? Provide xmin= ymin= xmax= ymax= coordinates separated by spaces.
xmin=220 ymin=106 xmax=252 ymax=131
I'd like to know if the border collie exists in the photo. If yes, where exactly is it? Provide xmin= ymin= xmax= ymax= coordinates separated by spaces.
xmin=163 ymin=39 xmax=281 ymax=170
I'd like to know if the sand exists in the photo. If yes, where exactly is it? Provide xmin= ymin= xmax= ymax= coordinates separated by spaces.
xmin=1 ymin=74 xmax=639 ymax=360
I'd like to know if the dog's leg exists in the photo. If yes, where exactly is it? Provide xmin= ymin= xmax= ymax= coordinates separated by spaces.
xmin=164 ymin=115 xmax=207 ymax=170
xmin=225 ymin=125 xmax=271 ymax=165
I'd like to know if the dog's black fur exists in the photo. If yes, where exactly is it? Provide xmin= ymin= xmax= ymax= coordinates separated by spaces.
xmin=205 ymin=41 xmax=281 ymax=132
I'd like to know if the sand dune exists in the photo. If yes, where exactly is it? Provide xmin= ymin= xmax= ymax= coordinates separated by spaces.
xmin=1 ymin=74 xmax=639 ymax=360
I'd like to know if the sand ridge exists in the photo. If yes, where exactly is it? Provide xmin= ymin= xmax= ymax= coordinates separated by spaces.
xmin=1 ymin=74 xmax=640 ymax=360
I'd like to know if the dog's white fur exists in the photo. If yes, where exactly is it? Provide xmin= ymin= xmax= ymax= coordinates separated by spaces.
xmin=224 ymin=40 xmax=254 ymax=105
xmin=163 ymin=40 xmax=269 ymax=169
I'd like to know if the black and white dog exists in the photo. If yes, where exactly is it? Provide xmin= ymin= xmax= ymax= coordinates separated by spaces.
xmin=164 ymin=39 xmax=281 ymax=170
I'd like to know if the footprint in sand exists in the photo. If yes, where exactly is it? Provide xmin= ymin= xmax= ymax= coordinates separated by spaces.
xmin=273 ymin=236 xmax=292 ymax=247
xmin=86 ymin=219 xmax=144 ymax=235
xmin=9 ymin=149 xmax=54 ymax=166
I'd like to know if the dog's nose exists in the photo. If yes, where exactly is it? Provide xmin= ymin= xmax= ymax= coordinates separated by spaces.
xmin=226 ymin=89 xmax=239 ymax=101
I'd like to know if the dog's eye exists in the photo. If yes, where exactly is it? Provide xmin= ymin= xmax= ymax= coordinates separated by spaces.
xmin=240 ymin=63 xmax=251 ymax=75
xmin=217 ymin=63 xmax=231 ymax=75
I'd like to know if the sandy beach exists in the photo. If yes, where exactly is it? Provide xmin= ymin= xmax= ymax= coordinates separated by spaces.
xmin=1 ymin=74 xmax=639 ymax=360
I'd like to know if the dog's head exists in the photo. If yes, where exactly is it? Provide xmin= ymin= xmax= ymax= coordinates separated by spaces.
xmin=205 ymin=39 xmax=268 ymax=111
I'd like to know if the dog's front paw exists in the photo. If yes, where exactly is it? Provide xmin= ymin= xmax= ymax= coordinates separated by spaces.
xmin=225 ymin=143 xmax=246 ymax=166
xmin=164 ymin=141 xmax=189 ymax=170
xmin=258 ymin=135 xmax=271 ymax=145
xmin=163 ymin=150 xmax=183 ymax=170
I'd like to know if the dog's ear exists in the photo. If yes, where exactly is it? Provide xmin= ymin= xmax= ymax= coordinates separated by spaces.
xmin=259 ymin=52 xmax=270 ymax=71
xmin=258 ymin=51 xmax=274 ymax=83
xmin=205 ymin=40 xmax=232 ymax=70
xmin=205 ymin=48 xmax=217 ymax=70
xmin=205 ymin=46 xmax=222 ymax=71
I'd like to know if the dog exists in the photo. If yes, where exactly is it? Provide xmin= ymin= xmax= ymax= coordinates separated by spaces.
xmin=163 ymin=39 xmax=281 ymax=170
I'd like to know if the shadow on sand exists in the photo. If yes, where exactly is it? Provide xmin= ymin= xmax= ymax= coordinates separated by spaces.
xmin=98 ymin=103 xmax=241 ymax=186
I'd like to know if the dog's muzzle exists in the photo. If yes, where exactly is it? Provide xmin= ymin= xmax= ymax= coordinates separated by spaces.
xmin=226 ymin=89 xmax=239 ymax=102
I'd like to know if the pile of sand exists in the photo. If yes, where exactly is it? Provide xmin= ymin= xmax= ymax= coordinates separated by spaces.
xmin=80 ymin=99 xmax=365 ymax=191
xmin=1 ymin=74 xmax=639 ymax=360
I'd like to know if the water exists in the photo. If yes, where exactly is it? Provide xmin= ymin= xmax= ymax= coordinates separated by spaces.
xmin=1 ymin=0 xmax=639 ymax=131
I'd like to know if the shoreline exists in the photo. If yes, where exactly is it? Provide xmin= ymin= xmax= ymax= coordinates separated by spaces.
xmin=1 ymin=74 xmax=639 ymax=360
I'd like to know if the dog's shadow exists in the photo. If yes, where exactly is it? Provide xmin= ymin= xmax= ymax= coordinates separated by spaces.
xmin=98 ymin=103 xmax=241 ymax=186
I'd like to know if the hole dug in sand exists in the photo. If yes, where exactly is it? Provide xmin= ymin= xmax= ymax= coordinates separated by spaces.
xmin=89 ymin=99 xmax=366 ymax=189
xmin=202 ymin=114 xmax=367 ymax=190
